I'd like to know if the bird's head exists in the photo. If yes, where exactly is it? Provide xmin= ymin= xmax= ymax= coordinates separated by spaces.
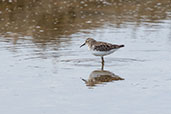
xmin=80 ymin=38 xmax=96 ymax=48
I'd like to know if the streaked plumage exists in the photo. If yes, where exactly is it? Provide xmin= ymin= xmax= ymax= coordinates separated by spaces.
xmin=80 ymin=38 xmax=124 ymax=69
xmin=80 ymin=38 xmax=124 ymax=56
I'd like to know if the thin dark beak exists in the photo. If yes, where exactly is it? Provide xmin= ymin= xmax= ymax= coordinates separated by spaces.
xmin=80 ymin=77 xmax=88 ymax=83
xmin=80 ymin=43 xmax=85 ymax=48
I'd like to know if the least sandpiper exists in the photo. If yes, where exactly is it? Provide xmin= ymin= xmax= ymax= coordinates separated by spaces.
xmin=80 ymin=38 xmax=124 ymax=68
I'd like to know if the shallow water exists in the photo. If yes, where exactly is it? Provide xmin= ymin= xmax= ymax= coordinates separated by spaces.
xmin=0 ymin=0 xmax=171 ymax=114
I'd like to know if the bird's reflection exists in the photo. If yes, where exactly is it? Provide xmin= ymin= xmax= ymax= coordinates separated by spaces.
xmin=82 ymin=63 xmax=124 ymax=87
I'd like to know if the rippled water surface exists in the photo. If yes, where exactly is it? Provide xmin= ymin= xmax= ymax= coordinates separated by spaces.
xmin=0 ymin=0 xmax=171 ymax=114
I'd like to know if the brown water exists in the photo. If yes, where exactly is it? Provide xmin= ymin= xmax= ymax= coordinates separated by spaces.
xmin=0 ymin=0 xmax=171 ymax=114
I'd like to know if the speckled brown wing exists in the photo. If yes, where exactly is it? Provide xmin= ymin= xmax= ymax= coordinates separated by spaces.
xmin=93 ymin=42 xmax=124 ymax=51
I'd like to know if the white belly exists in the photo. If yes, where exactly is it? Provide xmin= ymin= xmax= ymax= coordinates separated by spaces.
xmin=91 ymin=49 xmax=118 ymax=56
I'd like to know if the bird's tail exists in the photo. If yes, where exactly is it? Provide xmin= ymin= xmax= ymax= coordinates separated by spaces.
xmin=119 ymin=45 xmax=124 ymax=48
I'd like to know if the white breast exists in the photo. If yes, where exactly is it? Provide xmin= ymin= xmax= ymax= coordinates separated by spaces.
xmin=91 ymin=49 xmax=118 ymax=56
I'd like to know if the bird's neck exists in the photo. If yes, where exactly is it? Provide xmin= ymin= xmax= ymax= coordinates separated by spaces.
xmin=87 ymin=41 xmax=96 ymax=49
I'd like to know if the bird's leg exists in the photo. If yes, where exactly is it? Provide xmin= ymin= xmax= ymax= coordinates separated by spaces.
xmin=101 ymin=56 xmax=104 ymax=70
